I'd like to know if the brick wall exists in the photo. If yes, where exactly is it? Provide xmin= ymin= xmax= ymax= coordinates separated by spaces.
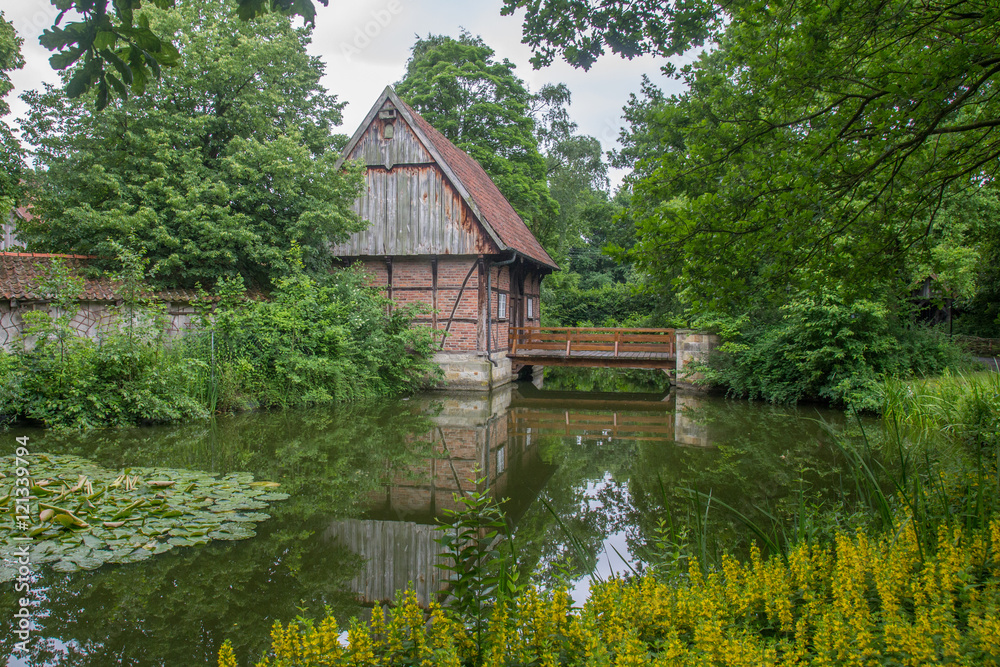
xmin=344 ymin=255 xmax=548 ymax=355
xmin=350 ymin=256 xmax=483 ymax=352
xmin=488 ymin=264 xmax=511 ymax=355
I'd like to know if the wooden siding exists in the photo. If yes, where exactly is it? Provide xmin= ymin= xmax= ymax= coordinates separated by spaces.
xmin=331 ymin=99 xmax=498 ymax=257
xmin=332 ymin=166 xmax=497 ymax=256
xmin=354 ymin=113 xmax=433 ymax=168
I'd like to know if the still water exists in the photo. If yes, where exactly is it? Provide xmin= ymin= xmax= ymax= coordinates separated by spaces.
xmin=1 ymin=368 xmax=859 ymax=665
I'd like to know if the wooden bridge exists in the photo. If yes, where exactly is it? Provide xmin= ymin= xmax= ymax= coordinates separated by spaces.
xmin=508 ymin=326 xmax=676 ymax=370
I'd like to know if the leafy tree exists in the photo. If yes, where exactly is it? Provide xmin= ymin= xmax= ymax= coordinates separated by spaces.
xmin=35 ymin=0 xmax=328 ymax=109
xmin=0 ymin=12 xmax=23 ymax=212
xmin=541 ymin=115 xmax=609 ymax=258
xmin=19 ymin=1 xmax=364 ymax=290
xmin=940 ymin=186 xmax=1000 ymax=336
xmin=500 ymin=0 xmax=719 ymax=70
xmin=520 ymin=83 xmax=662 ymax=324
xmin=395 ymin=33 xmax=560 ymax=248
xmin=507 ymin=0 xmax=1000 ymax=315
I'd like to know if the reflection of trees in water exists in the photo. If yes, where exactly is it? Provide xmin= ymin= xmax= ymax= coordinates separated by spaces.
xmin=0 ymin=389 xmax=871 ymax=663
xmin=0 ymin=401 xmax=437 ymax=666
xmin=512 ymin=434 xmax=637 ymax=588
xmin=541 ymin=366 xmax=672 ymax=393
xmin=0 ymin=520 xmax=363 ymax=665
xmin=512 ymin=396 xmax=861 ymax=586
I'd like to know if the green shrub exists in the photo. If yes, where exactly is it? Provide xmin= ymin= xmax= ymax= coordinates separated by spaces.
xmin=700 ymin=292 xmax=969 ymax=409
xmin=541 ymin=271 xmax=660 ymax=327
xmin=0 ymin=258 xmax=440 ymax=428
xmin=199 ymin=265 xmax=440 ymax=411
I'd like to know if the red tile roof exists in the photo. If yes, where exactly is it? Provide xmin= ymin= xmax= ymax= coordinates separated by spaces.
xmin=398 ymin=100 xmax=558 ymax=270
xmin=0 ymin=253 xmax=202 ymax=302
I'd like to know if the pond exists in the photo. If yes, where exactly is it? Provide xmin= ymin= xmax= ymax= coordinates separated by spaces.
xmin=0 ymin=368 xmax=864 ymax=665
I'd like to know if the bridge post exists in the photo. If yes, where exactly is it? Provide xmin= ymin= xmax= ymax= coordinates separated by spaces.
xmin=674 ymin=329 xmax=720 ymax=391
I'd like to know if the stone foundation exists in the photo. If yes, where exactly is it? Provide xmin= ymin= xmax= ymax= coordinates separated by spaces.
xmin=674 ymin=329 xmax=721 ymax=392
xmin=431 ymin=351 xmax=514 ymax=391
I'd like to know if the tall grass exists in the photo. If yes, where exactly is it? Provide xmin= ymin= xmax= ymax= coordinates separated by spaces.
xmin=882 ymin=370 xmax=1000 ymax=448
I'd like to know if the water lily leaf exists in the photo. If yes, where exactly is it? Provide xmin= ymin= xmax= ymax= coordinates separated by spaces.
xmin=117 ymin=548 xmax=153 ymax=564
xmin=82 ymin=534 xmax=103 ymax=549
xmin=2 ymin=453 xmax=287 ymax=577
xmin=54 ymin=513 xmax=89 ymax=529
xmin=51 ymin=560 xmax=80 ymax=573
xmin=151 ymin=542 xmax=173 ymax=555
xmin=72 ymin=555 xmax=107 ymax=570
xmin=209 ymin=524 xmax=256 ymax=540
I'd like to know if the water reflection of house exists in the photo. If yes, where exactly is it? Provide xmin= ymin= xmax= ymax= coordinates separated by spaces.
xmin=324 ymin=385 xmax=557 ymax=606
xmin=323 ymin=385 xmax=726 ymax=606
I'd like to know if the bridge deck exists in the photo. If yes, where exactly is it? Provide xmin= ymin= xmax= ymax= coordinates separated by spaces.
xmin=508 ymin=327 xmax=676 ymax=370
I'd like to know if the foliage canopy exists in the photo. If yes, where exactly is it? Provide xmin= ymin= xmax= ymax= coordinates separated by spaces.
xmin=35 ymin=0 xmax=327 ymax=109
xmin=509 ymin=0 xmax=1000 ymax=315
xmin=19 ymin=1 xmax=364 ymax=290
xmin=0 ymin=11 xmax=23 ymax=212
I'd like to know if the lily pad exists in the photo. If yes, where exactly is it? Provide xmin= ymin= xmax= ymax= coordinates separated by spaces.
xmin=0 ymin=453 xmax=288 ymax=582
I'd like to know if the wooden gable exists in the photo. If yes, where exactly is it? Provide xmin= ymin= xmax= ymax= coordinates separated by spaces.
xmin=332 ymin=93 xmax=499 ymax=257
xmin=333 ymin=86 xmax=558 ymax=270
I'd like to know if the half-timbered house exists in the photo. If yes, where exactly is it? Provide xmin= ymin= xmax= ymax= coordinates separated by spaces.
xmin=333 ymin=86 xmax=558 ymax=389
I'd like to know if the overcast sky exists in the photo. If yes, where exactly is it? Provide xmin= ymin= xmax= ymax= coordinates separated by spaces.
xmin=5 ymin=0 xmax=689 ymax=190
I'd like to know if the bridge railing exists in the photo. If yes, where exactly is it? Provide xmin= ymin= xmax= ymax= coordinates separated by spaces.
xmin=509 ymin=326 xmax=676 ymax=358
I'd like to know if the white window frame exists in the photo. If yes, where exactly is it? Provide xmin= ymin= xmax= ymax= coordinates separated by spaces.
xmin=527 ymin=296 xmax=534 ymax=320
xmin=497 ymin=293 xmax=507 ymax=320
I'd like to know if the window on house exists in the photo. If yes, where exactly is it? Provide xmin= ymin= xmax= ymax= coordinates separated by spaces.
xmin=497 ymin=293 xmax=507 ymax=319
xmin=527 ymin=297 xmax=533 ymax=319
xmin=497 ymin=446 xmax=506 ymax=475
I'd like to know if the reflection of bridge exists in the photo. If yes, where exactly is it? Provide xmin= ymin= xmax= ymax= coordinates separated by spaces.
xmin=509 ymin=386 xmax=676 ymax=442
xmin=509 ymin=327 xmax=676 ymax=370
xmin=510 ymin=410 xmax=676 ymax=442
